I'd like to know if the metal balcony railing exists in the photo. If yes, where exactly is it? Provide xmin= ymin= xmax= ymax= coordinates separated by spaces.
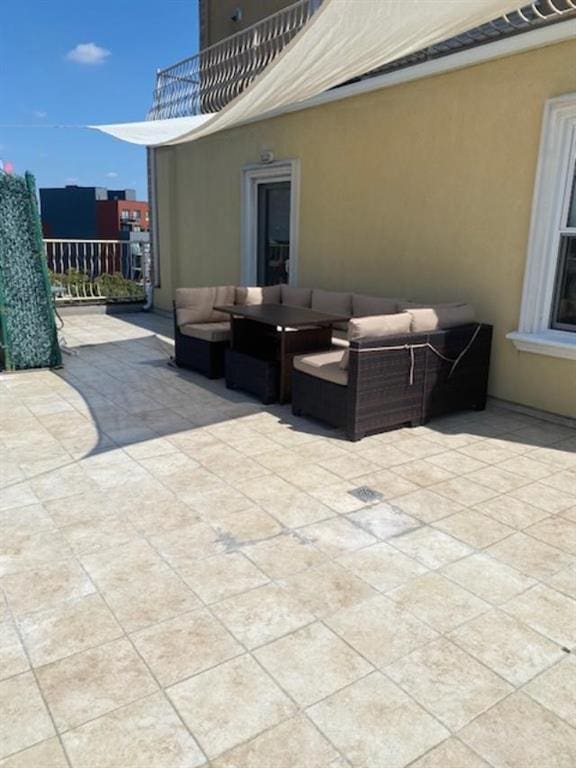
xmin=147 ymin=0 xmax=574 ymax=122
xmin=44 ymin=239 xmax=150 ymax=303
xmin=362 ymin=0 xmax=576 ymax=81
xmin=147 ymin=0 xmax=323 ymax=120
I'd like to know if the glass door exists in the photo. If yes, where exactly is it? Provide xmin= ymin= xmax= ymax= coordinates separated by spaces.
xmin=256 ymin=181 xmax=291 ymax=286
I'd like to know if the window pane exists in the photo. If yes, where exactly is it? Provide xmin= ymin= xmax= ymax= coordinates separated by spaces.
xmin=568 ymin=171 xmax=576 ymax=228
xmin=552 ymin=235 xmax=576 ymax=330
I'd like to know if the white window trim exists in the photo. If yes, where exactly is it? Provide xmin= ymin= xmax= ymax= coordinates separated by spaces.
xmin=507 ymin=93 xmax=576 ymax=361
xmin=240 ymin=159 xmax=300 ymax=286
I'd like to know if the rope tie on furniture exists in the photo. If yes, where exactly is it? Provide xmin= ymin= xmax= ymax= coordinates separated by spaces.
xmin=352 ymin=323 xmax=483 ymax=385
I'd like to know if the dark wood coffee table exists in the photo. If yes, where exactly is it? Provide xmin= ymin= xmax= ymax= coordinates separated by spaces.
xmin=215 ymin=303 xmax=348 ymax=403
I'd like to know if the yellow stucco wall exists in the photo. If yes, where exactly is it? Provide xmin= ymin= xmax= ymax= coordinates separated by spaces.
xmin=154 ymin=39 xmax=576 ymax=417
xmin=200 ymin=0 xmax=294 ymax=47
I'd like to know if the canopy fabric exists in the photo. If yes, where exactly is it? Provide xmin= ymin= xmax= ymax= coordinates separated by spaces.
xmin=93 ymin=0 xmax=523 ymax=147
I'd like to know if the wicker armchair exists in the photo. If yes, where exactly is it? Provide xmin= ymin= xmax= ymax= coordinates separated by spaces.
xmin=292 ymin=323 xmax=492 ymax=441
xmin=173 ymin=302 xmax=229 ymax=378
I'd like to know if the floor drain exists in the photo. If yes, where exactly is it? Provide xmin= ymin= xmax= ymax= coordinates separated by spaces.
xmin=348 ymin=486 xmax=384 ymax=504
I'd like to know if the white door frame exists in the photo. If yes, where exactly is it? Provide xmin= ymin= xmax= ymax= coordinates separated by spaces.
xmin=241 ymin=159 xmax=300 ymax=286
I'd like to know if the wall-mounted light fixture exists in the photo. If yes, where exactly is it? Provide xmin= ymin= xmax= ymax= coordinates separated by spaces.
xmin=260 ymin=150 xmax=275 ymax=164
xmin=230 ymin=7 xmax=243 ymax=22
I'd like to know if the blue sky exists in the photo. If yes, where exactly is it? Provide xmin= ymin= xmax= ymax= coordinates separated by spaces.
xmin=0 ymin=0 xmax=199 ymax=200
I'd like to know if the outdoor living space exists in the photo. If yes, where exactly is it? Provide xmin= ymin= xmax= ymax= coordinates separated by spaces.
xmin=1 ymin=311 xmax=575 ymax=767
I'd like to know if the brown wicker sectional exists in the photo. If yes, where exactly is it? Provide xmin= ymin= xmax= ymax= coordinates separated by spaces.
xmin=172 ymin=284 xmax=493 ymax=441
xmin=292 ymin=323 xmax=493 ymax=441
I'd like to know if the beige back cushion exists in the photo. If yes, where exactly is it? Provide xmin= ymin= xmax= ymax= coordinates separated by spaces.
xmin=352 ymin=294 xmax=400 ymax=317
xmin=311 ymin=289 xmax=352 ymax=331
xmin=281 ymin=285 xmax=312 ymax=307
xmin=175 ymin=286 xmax=235 ymax=326
xmin=210 ymin=285 xmax=236 ymax=322
xmin=311 ymin=289 xmax=352 ymax=316
xmin=341 ymin=312 xmax=412 ymax=369
xmin=235 ymin=285 xmax=282 ymax=306
xmin=175 ymin=287 xmax=216 ymax=326
xmin=407 ymin=304 xmax=476 ymax=332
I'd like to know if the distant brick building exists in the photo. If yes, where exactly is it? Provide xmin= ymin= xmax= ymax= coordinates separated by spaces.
xmin=40 ymin=185 xmax=149 ymax=241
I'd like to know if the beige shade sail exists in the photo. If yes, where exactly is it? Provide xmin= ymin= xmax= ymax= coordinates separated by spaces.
xmin=93 ymin=0 xmax=525 ymax=146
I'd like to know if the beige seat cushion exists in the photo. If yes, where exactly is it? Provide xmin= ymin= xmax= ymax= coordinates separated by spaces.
xmin=294 ymin=349 xmax=348 ymax=386
xmin=281 ymin=285 xmax=312 ymax=307
xmin=341 ymin=312 xmax=412 ymax=369
xmin=179 ymin=322 xmax=231 ymax=343
xmin=235 ymin=285 xmax=282 ymax=305
xmin=352 ymin=294 xmax=401 ymax=317
xmin=175 ymin=286 xmax=235 ymax=325
xmin=407 ymin=304 xmax=475 ymax=332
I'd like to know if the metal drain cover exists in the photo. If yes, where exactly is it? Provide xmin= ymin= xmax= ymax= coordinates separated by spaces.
xmin=348 ymin=486 xmax=384 ymax=504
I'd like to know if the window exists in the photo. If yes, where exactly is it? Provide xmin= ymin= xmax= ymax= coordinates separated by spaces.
xmin=551 ymin=172 xmax=576 ymax=331
xmin=132 ymin=210 xmax=141 ymax=220
xmin=507 ymin=93 xmax=576 ymax=360
xmin=120 ymin=209 xmax=129 ymax=220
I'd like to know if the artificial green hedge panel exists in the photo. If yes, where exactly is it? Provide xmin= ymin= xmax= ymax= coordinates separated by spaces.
xmin=0 ymin=171 xmax=61 ymax=370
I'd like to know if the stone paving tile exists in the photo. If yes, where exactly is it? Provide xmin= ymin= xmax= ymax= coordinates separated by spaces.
xmin=17 ymin=594 xmax=122 ymax=667
xmin=278 ymin=561 xmax=377 ymax=618
xmin=388 ymin=488 xmax=465 ymax=523
xmin=409 ymin=738 xmax=491 ymax=767
xmin=386 ymin=638 xmax=512 ymax=730
xmin=501 ymin=584 xmax=576 ymax=646
xmin=297 ymin=517 xmax=376 ymax=556
xmin=0 ymin=621 xmax=29 ymax=681
xmin=180 ymin=550 xmax=269 ymax=602
xmin=255 ymin=621 xmax=372 ymax=706
xmin=525 ymin=516 xmax=576 ymax=555
xmin=390 ymin=526 xmax=473 ymax=569
xmin=2 ymin=313 xmax=576 ymax=768
xmin=36 ymin=638 xmax=158 ymax=731
xmin=448 ymin=609 xmax=563 ymax=685
xmin=337 ymin=542 xmax=427 ymax=592
xmin=0 ymin=672 xmax=55 ymax=759
xmin=62 ymin=692 xmax=206 ymax=768
xmin=441 ymin=552 xmax=536 ymax=604
xmin=347 ymin=503 xmax=420 ymax=539
xmin=523 ymin=656 xmax=576 ymax=727
xmin=486 ymin=532 xmax=575 ymax=580
xmin=243 ymin=533 xmax=326 ymax=579
xmin=211 ymin=583 xmax=315 ymax=649
xmin=308 ymin=673 xmax=449 ymax=768
xmin=0 ymin=738 xmax=69 ymax=768
xmin=210 ymin=715 xmax=338 ymax=768
xmin=325 ymin=594 xmax=438 ymax=667
xmin=387 ymin=572 xmax=490 ymax=632
xmin=167 ymin=654 xmax=296 ymax=759
xmin=459 ymin=693 xmax=576 ymax=768
xmin=131 ymin=609 xmax=243 ymax=685
xmin=509 ymin=482 xmax=575 ymax=514
xmin=472 ymin=495 xmax=550 ymax=530
xmin=433 ymin=509 xmax=515 ymax=549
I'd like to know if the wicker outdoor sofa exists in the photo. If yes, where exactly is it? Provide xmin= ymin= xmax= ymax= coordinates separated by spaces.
xmin=292 ymin=311 xmax=492 ymax=441
xmin=173 ymin=284 xmax=492 ymax=440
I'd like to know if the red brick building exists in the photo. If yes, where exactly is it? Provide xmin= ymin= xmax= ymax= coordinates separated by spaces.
xmin=96 ymin=199 xmax=150 ymax=239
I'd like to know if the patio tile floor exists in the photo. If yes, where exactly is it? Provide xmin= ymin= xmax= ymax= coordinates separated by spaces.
xmin=0 ymin=311 xmax=575 ymax=767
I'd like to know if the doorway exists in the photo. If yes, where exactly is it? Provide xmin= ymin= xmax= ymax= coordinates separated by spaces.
xmin=257 ymin=181 xmax=291 ymax=286
xmin=241 ymin=160 xmax=300 ymax=287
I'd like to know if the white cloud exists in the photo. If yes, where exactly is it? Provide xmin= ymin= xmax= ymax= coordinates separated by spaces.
xmin=33 ymin=110 xmax=47 ymax=119
xmin=66 ymin=42 xmax=110 ymax=65
xmin=65 ymin=177 xmax=79 ymax=184
xmin=106 ymin=171 xmax=118 ymax=178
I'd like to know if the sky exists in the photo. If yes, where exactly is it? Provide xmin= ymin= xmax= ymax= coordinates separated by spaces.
xmin=0 ymin=0 xmax=200 ymax=200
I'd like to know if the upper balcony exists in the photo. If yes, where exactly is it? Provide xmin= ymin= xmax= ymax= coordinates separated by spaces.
xmin=147 ymin=0 xmax=576 ymax=121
